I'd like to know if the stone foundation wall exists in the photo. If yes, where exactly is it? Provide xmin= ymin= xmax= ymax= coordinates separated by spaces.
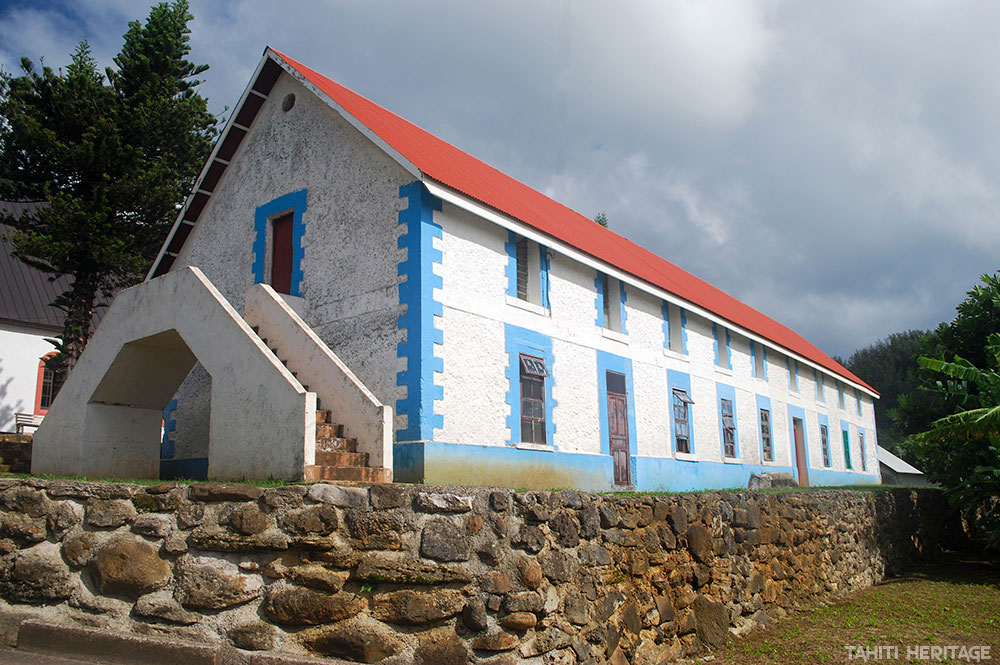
xmin=0 ymin=478 xmax=948 ymax=664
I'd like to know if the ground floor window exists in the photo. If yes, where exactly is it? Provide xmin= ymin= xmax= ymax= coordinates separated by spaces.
xmin=673 ymin=388 xmax=693 ymax=454
xmin=519 ymin=353 xmax=548 ymax=444
xmin=721 ymin=398 xmax=736 ymax=458
xmin=842 ymin=428 xmax=852 ymax=469
xmin=759 ymin=408 xmax=772 ymax=461
xmin=820 ymin=424 xmax=831 ymax=467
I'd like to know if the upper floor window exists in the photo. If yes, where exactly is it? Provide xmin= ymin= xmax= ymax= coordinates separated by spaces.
xmin=815 ymin=370 xmax=825 ymax=402
xmin=855 ymin=389 xmax=863 ymax=416
xmin=720 ymin=398 xmax=736 ymax=458
xmin=34 ymin=353 xmax=59 ymax=415
xmin=672 ymin=389 xmax=693 ymax=454
xmin=519 ymin=353 xmax=548 ymax=444
xmin=759 ymin=408 xmax=773 ymax=461
xmin=751 ymin=341 xmax=767 ymax=380
xmin=596 ymin=272 xmax=625 ymax=333
xmin=838 ymin=383 xmax=845 ymax=410
xmin=664 ymin=302 xmax=687 ymax=354
xmin=714 ymin=325 xmax=732 ymax=370
xmin=508 ymin=232 xmax=548 ymax=308
xmin=788 ymin=358 xmax=799 ymax=393
xmin=820 ymin=424 xmax=831 ymax=467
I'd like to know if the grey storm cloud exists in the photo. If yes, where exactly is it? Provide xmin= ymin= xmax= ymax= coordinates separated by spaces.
xmin=2 ymin=0 xmax=997 ymax=357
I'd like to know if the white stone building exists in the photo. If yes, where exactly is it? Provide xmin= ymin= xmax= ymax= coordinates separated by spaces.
xmin=46 ymin=49 xmax=881 ymax=491
xmin=0 ymin=208 xmax=63 ymax=434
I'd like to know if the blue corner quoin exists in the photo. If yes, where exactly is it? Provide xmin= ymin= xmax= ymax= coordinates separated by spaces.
xmin=252 ymin=189 xmax=308 ymax=296
xmin=396 ymin=181 xmax=444 ymax=442
xmin=504 ymin=324 xmax=557 ymax=447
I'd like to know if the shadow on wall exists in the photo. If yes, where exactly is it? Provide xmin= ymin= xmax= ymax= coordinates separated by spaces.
xmin=0 ymin=361 xmax=25 ymax=433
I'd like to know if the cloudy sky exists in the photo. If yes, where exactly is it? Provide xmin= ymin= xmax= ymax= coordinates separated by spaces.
xmin=1 ymin=0 xmax=997 ymax=358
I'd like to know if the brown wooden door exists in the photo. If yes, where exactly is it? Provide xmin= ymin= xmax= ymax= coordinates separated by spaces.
xmin=792 ymin=417 xmax=809 ymax=487
xmin=271 ymin=213 xmax=293 ymax=294
xmin=607 ymin=371 xmax=630 ymax=486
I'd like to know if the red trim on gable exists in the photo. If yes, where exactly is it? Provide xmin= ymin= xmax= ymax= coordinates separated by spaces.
xmin=272 ymin=49 xmax=874 ymax=394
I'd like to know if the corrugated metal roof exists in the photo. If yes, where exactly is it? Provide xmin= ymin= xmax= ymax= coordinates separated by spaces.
xmin=149 ymin=49 xmax=877 ymax=395
xmin=0 ymin=202 xmax=66 ymax=332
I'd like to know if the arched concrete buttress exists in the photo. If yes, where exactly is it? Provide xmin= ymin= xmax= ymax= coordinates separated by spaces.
xmin=32 ymin=267 xmax=316 ymax=481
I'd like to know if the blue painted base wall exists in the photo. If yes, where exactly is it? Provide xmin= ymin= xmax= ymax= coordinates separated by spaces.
xmin=394 ymin=442 xmax=879 ymax=492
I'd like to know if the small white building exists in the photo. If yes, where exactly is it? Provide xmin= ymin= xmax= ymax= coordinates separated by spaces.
xmin=0 ymin=208 xmax=62 ymax=434
xmin=37 ymin=49 xmax=882 ymax=491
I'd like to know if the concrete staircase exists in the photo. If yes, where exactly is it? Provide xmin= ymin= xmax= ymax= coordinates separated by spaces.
xmin=306 ymin=409 xmax=392 ymax=483
xmin=254 ymin=327 xmax=391 ymax=484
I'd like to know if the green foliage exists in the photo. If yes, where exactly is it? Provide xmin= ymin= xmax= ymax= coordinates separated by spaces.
xmin=906 ymin=333 xmax=1000 ymax=548
xmin=894 ymin=273 xmax=1000 ymax=438
xmin=594 ymin=211 xmax=609 ymax=228
xmin=0 ymin=1 xmax=217 ymax=378
xmin=835 ymin=329 xmax=926 ymax=451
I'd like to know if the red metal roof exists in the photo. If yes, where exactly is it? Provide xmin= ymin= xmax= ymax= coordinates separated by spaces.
xmin=275 ymin=50 xmax=876 ymax=394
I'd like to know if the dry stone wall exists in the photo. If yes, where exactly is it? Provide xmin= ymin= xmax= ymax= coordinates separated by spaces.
xmin=0 ymin=478 xmax=948 ymax=664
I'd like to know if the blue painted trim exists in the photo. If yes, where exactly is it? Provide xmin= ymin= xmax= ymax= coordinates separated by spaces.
xmin=160 ymin=399 xmax=177 ymax=460
xmin=594 ymin=272 xmax=605 ymax=328
xmin=755 ymin=394 xmax=772 ymax=461
xmin=817 ymin=412 xmax=831 ymax=467
xmin=504 ymin=230 xmax=517 ymax=298
xmin=716 ymin=382 xmax=740 ymax=458
xmin=618 ymin=281 xmax=628 ymax=335
xmin=252 ymin=189 xmax=307 ymax=296
xmin=840 ymin=419 xmax=852 ymax=469
xmin=395 ymin=181 xmax=444 ymax=441
xmin=667 ymin=369 xmax=693 ymax=454
xmin=761 ymin=346 xmax=768 ymax=381
xmin=393 ymin=441 xmax=879 ymax=492
xmin=160 ymin=457 xmax=208 ymax=481
xmin=539 ymin=244 xmax=551 ymax=310
xmin=725 ymin=330 xmax=732 ymax=369
xmin=661 ymin=301 xmax=670 ymax=350
xmin=597 ymin=351 xmax=637 ymax=459
xmin=787 ymin=404 xmax=810 ymax=483
xmin=504 ymin=324 xmax=557 ymax=447
xmin=713 ymin=324 xmax=720 ymax=366
xmin=680 ymin=309 xmax=689 ymax=355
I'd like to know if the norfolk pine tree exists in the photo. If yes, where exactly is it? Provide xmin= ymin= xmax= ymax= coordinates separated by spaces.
xmin=0 ymin=1 xmax=217 ymax=383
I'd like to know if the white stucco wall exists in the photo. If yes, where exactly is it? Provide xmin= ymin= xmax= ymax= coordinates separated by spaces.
xmin=431 ymin=195 xmax=879 ymax=482
xmin=0 ymin=324 xmax=53 ymax=432
xmin=168 ymin=70 xmax=412 ymax=458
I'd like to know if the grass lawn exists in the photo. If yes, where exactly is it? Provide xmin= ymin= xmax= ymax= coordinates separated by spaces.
xmin=711 ymin=553 xmax=1000 ymax=664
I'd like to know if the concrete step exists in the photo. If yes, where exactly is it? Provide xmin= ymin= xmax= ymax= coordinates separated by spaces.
xmin=316 ymin=436 xmax=357 ymax=453
xmin=303 ymin=465 xmax=392 ymax=483
xmin=314 ymin=450 xmax=368 ymax=467
xmin=316 ymin=421 xmax=345 ymax=439
xmin=315 ymin=410 xmax=334 ymax=425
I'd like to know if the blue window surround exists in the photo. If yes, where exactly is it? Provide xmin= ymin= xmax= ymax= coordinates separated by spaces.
xmin=680 ymin=309 xmax=688 ymax=354
xmin=504 ymin=231 xmax=550 ymax=308
xmin=855 ymin=388 xmax=862 ymax=415
xmin=716 ymin=382 xmax=740 ymax=458
xmin=817 ymin=413 xmax=831 ymax=467
xmin=594 ymin=272 xmax=627 ymax=334
xmin=396 ymin=182 xmax=444 ymax=441
xmin=751 ymin=341 xmax=769 ymax=380
xmin=787 ymin=404 xmax=810 ymax=483
xmin=840 ymin=419 xmax=852 ymax=469
xmin=661 ymin=301 xmax=670 ymax=351
xmin=160 ymin=399 xmax=178 ymax=460
xmin=755 ymin=394 xmax=771 ymax=461
xmin=667 ymin=369 xmax=694 ymax=454
xmin=252 ymin=189 xmax=307 ymax=296
xmin=505 ymin=324 xmax=557 ymax=447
